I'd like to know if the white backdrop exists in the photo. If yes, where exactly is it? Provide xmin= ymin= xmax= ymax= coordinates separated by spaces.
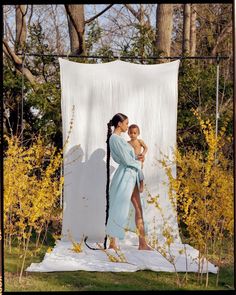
xmin=26 ymin=58 xmax=218 ymax=273
xmin=60 ymin=58 xmax=181 ymax=245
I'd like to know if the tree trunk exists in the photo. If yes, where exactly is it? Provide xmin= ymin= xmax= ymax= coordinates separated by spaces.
xmin=51 ymin=6 xmax=63 ymax=55
xmin=190 ymin=4 xmax=197 ymax=56
xmin=19 ymin=226 xmax=32 ymax=283
xmin=182 ymin=4 xmax=191 ymax=55
xmin=155 ymin=4 xmax=173 ymax=59
xmin=211 ymin=21 xmax=232 ymax=56
xmin=15 ymin=5 xmax=27 ymax=52
xmin=140 ymin=4 xmax=145 ymax=63
xmin=65 ymin=5 xmax=85 ymax=55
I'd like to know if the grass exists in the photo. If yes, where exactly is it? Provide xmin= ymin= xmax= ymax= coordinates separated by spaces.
xmin=4 ymin=266 xmax=235 ymax=292
xmin=3 ymin=235 xmax=234 ymax=292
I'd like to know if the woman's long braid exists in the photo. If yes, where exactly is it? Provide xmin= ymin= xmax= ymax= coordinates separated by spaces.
xmin=105 ymin=122 xmax=112 ymax=225
xmin=104 ymin=120 xmax=113 ymax=249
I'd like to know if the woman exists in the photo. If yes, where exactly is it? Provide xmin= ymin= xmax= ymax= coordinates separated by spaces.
xmin=105 ymin=113 xmax=152 ymax=250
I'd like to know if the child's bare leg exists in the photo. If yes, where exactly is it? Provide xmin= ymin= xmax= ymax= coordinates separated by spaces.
xmin=139 ymin=180 xmax=144 ymax=193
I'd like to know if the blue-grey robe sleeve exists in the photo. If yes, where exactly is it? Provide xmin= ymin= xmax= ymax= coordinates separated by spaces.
xmin=110 ymin=136 xmax=142 ymax=171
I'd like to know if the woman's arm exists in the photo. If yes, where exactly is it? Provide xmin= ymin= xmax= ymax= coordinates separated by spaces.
xmin=110 ymin=136 xmax=142 ymax=170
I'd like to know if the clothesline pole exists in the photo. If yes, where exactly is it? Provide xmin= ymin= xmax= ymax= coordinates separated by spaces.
xmin=216 ymin=57 xmax=220 ymax=140
xmin=215 ymin=56 xmax=220 ymax=164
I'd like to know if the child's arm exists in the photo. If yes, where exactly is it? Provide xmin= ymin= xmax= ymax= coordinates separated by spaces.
xmin=139 ymin=139 xmax=148 ymax=156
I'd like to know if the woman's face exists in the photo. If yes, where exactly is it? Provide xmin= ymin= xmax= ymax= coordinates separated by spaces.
xmin=118 ymin=118 xmax=129 ymax=132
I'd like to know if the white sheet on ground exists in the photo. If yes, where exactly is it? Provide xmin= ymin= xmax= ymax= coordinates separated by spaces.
xmin=26 ymin=240 xmax=217 ymax=273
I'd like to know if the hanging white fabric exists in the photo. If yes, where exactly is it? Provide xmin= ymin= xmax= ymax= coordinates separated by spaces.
xmin=26 ymin=58 xmax=218 ymax=273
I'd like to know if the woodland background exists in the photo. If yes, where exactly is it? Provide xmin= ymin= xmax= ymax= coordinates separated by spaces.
xmin=3 ymin=3 xmax=234 ymax=291
xmin=3 ymin=4 xmax=233 ymax=150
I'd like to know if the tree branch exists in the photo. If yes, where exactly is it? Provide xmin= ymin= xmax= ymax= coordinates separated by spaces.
xmin=3 ymin=42 xmax=11 ymax=60
xmin=211 ymin=21 xmax=232 ymax=55
xmin=3 ymin=38 xmax=22 ymax=65
xmin=124 ymin=4 xmax=141 ymax=21
xmin=124 ymin=4 xmax=150 ymax=28
xmin=84 ymin=4 xmax=114 ymax=24
xmin=3 ymin=38 xmax=37 ymax=87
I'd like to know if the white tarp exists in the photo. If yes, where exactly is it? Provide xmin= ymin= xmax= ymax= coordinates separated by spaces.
xmin=26 ymin=58 xmax=217 ymax=273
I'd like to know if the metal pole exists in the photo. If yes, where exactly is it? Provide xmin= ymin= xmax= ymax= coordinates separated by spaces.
xmin=21 ymin=54 xmax=25 ymax=146
xmin=216 ymin=57 xmax=220 ymax=139
xmin=215 ymin=56 xmax=220 ymax=163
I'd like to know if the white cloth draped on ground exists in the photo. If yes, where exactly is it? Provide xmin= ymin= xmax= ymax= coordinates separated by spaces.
xmin=26 ymin=58 xmax=218 ymax=274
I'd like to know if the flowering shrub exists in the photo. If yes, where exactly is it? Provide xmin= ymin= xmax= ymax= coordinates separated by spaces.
xmin=152 ymin=108 xmax=233 ymax=287
xmin=4 ymin=133 xmax=64 ymax=281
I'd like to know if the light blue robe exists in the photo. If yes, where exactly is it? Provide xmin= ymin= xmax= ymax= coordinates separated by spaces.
xmin=105 ymin=133 xmax=142 ymax=240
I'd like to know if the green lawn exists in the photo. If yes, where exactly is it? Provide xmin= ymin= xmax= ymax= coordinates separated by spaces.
xmin=4 ymin=239 xmax=234 ymax=292
xmin=4 ymin=268 xmax=234 ymax=292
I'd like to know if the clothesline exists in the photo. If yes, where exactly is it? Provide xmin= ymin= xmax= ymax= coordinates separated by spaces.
xmin=16 ymin=53 xmax=230 ymax=62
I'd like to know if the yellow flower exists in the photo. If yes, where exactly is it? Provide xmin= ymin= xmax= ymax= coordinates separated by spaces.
xmin=47 ymin=247 xmax=52 ymax=253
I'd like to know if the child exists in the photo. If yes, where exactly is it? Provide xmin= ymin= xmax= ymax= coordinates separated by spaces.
xmin=127 ymin=124 xmax=148 ymax=193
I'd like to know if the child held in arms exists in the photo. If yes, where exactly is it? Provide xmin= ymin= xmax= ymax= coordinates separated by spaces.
xmin=127 ymin=124 xmax=148 ymax=193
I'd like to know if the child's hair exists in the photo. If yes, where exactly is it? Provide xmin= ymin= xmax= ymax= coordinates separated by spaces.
xmin=104 ymin=113 xmax=128 ymax=249
xmin=128 ymin=124 xmax=140 ymax=135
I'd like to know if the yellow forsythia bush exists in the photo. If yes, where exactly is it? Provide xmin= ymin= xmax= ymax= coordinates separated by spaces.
xmin=4 ymin=133 xmax=64 ymax=253
xmin=157 ymin=108 xmax=233 ymax=286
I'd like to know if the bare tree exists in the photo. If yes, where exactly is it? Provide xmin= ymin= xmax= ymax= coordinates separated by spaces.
xmin=182 ymin=4 xmax=191 ymax=55
xmin=3 ymin=4 xmax=114 ymax=86
xmin=3 ymin=38 xmax=37 ymax=86
xmin=65 ymin=4 xmax=113 ymax=55
xmin=124 ymin=4 xmax=150 ymax=27
xmin=3 ymin=5 xmax=38 ymax=87
xmin=100 ymin=4 xmax=147 ymax=55
xmin=15 ymin=5 xmax=28 ymax=52
xmin=155 ymin=4 xmax=173 ymax=57
xmin=65 ymin=5 xmax=85 ymax=55
xmin=190 ymin=4 xmax=197 ymax=56
xmin=211 ymin=21 xmax=232 ymax=56
xmin=123 ymin=4 xmax=152 ymax=60
xmin=50 ymin=5 xmax=64 ymax=55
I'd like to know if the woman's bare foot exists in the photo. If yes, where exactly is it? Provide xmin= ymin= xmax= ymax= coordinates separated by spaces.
xmin=138 ymin=244 xmax=153 ymax=250
xmin=108 ymin=245 xmax=120 ymax=251
xmin=138 ymin=241 xmax=153 ymax=250
xmin=108 ymin=237 xmax=119 ymax=250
